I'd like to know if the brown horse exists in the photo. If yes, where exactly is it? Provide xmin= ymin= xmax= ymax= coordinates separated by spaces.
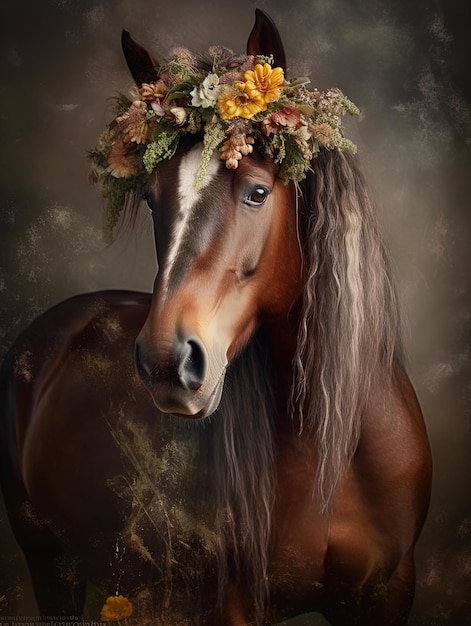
xmin=0 ymin=10 xmax=431 ymax=626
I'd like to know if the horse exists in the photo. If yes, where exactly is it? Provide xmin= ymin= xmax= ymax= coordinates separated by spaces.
xmin=0 ymin=9 xmax=432 ymax=625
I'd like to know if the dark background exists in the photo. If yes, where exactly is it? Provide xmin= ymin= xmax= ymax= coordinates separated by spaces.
xmin=1 ymin=0 xmax=470 ymax=623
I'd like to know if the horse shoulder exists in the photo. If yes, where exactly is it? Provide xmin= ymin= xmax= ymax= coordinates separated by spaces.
xmin=358 ymin=362 xmax=432 ymax=538
xmin=327 ymin=362 xmax=432 ymax=586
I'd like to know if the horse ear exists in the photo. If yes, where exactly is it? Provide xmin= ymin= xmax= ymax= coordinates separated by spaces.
xmin=121 ymin=30 xmax=159 ymax=86
xmin=247 ymin=9 xmax=286 ymax=70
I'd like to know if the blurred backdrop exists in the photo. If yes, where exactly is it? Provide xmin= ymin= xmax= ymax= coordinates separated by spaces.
xmin=1 ymin=0 xmax=470 ymax=623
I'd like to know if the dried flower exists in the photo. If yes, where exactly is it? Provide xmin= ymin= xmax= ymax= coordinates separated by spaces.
xmin=226 ymin=54 xmax=255 ymax=71
xmin=107 ymin=137 xmax=140 ymax=178
xmin=139 ymin=80 xmax=168 ymax=101
xmin=169 ymin=106 xmax=187 ymax=125
xmin=116 ymin=100 xmax=150 ymax=144
xmin=100 ymin=595 xmax=133 ymax=622
xmin=165 ymin=47 xmax=197 ymax=81
xmin=218 ymin=70 xmax=245 ymax=85
xmin=169 ymin=47 xmax=195 ymax=67
xmin=219 ymin=133 xmax=255 ymax=168
xmin=208 ymin=45 xmax=233 ymax=68
xmin=89 ymin=41 xmax=359 ymax=237
xmin=311 ymin=122 xmax=333 ymax=147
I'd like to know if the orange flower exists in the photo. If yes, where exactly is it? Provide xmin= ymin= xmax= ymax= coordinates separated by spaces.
xmin=100 ymin=595 xmax=133 ymax=622
xmin=242 ymin=63 xmax=284 ymax=106
xmin=106 ymin=137 xmax=140 ymax=178
xmin=116 ymin=101 xmax=150 ymax=144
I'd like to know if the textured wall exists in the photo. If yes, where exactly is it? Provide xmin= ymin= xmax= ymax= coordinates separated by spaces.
xmin=1 ymin=0 xmax=470 ymax=623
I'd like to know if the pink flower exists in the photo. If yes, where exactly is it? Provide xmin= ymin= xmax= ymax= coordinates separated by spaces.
xmin=261 ymin=106 xmax=301 ymax=135
xmin=150 ymin=100 xmax=165 ymax=116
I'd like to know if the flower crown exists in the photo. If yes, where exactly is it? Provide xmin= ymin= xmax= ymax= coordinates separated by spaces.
xmin=89 ymin=46 xmax=359 ymax=233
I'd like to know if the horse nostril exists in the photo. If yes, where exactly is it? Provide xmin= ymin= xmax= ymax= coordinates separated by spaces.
xmin=136 ymin=334 xmax=206 ymax=394
xmin=180 ymin=338 xmax=206 ymax=391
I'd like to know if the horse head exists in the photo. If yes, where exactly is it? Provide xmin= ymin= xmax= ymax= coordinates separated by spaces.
xmin=90 ymin=8 xmax=387 ymax=505
xmin=126 ymin=12 xmax=304 ymax=418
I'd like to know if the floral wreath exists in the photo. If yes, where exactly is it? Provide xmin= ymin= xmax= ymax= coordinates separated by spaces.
xmin=88 ymin=46 xmax=359 ymax=233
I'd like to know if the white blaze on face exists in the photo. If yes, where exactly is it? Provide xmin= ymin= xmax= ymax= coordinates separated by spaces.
xmin=161 ymin=143 xmax=220 ymax=295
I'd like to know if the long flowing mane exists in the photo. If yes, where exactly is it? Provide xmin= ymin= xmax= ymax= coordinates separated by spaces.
xmin=211 ymin=330 xmax=276 ymax=619
xmin=294 ymin=149 xmax=402 ymax=508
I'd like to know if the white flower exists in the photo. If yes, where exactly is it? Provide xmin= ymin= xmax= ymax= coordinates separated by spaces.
xmin=170 ymin=107 xmax=187 ymax=125
xmin=190 ymin=73 xmax=221 ymax=108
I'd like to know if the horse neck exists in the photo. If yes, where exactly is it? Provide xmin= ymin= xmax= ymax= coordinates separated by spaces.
xmin=264 ymin=302 xmax=321 ymax=490
xmin=264 ymin=302 xmax=303 ymax=424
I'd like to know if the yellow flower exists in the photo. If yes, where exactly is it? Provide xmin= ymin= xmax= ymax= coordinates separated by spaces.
xmin=100 ymin=595 xmax=133 ymax=622
xmin=243 ymin=63 xmax=284 ymax=106
xmin=217 ymin=87 xmax=264 ymax=120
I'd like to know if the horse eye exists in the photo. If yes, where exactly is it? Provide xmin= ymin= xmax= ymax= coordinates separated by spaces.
xmin=245 ymin=187 xmax=269 ymax=208
xmin=144 ymin=194 xmax=153 ymax=210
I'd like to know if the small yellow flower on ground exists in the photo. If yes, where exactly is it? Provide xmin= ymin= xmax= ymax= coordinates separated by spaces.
xmin=100 ymin=595 xmax=133 ymax=621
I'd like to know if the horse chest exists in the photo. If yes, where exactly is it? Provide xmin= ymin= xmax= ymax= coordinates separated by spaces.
xmin=266 ymin=438 xmax=328 ymax=611
xmin=266 ymin=438 xmax=400 ymax=617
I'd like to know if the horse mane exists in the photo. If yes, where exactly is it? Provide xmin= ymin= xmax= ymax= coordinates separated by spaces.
xmin=208 ymin=150 xmax=402 ymax=621
xmin=109 ymin=188 xmax=144 ymax=239
xmin=294 ymin=148 xmax=403 ymax=508
xmin=210 ymin=329 xmax=276 ymax=621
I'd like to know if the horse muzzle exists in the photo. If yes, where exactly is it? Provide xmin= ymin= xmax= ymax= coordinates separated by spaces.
xmin=134 ymin=332 xmax=226 ymax=418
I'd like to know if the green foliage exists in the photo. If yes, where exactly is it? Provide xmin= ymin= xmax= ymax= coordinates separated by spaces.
xmin=142 ymin=129 xmax=179 ymax=173
xmin=101 ymin=174 xmax=143 ymax=239
xmin=270 ymin=129 xmax=313 ymax=182
xmin=196 ymin=116 xmax=227 ymax=189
